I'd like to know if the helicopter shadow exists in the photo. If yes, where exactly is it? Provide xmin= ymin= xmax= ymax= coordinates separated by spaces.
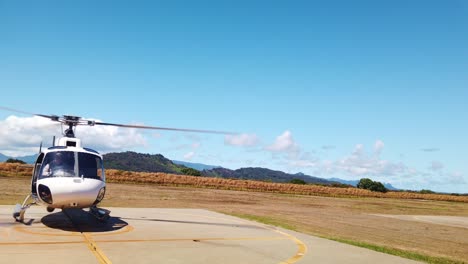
xmin=41 ymin=208 xmax=128 ymax=233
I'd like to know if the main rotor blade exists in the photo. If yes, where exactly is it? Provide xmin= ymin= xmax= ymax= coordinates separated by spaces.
xmin=0 ymin=105 xmax=235 ymax=135
xmin=94 ymin=121 xmax=235 ymax=135
xmin=0 ymin=106 xmax=56 ymax=119
xmin=0 ymin=106 xmax=35 ymax=116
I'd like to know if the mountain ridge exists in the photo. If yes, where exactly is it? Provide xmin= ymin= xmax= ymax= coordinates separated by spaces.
xmin=0 ymin=153 xmax=38 ymax=164
xmin=103 ymin=151 xmax=185 ymax=174
xmin=102 ymin=152 xmax=337 ymax=185
xmin=201 ymin=167 xmax=335 ymax=184
xmin=0 ymin=151 xmax=396 ymax=189
xmin=172 ymin=160 xmax=220 ymax=171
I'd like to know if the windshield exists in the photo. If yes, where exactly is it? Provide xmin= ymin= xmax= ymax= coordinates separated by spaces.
xmin=78 ymin=152 xmax=104 ymax=180
xmin=39 ymin=151 xmax=104 ymax=180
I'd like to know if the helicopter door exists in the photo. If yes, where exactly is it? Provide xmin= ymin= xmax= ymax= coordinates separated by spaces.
xmin=32 ymin=153 xmax=44 ymax=195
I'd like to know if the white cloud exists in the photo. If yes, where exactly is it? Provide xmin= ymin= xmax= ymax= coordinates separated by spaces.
xmin=0 ymin=115 xmax=61 ymax=156
xmin=183 ymin=151 xmax=195 ymax=160
xmin=352 ymin=144 xmax=364 ymax=156
xmin=429 ymin=161 xmax=444 ymax=171
xmin=225 ymin=133 xmax=259 ymax=147
xmin=447 ymin=172 xmax=466 ymax=184
xmin=419 ymin=170 xmax=466 ymax=187
xmin=287 ymin=142 xmax=406 ymax=178
xmin=265 ymin=130 xmax=299 ymax=153
xmin=337 ymin=143 xmax=407 ymax=177
xmin=288 ymin=160 xmax=317 ymax=168
xmin=374 ymin=140 xmax=384 ymax=155
xmin=77 ymin=122 xmax=147 ymax=153
xmin=0 ymin=115 xmax=147 ymax=156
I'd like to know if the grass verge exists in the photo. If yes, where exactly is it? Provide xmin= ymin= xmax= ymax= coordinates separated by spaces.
xmin=225 ymin=212 xmax=299 ymax=232
xmin=324 ymin=237 xmax=464 ymax=264
xmin=226 ymin=213 xmax=465 ymax=264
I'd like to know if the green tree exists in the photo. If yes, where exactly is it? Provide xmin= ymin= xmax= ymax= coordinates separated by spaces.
xmin=181 ymin=167 xmax=201 ymax=176
xmin=420 ymin=189 xmax=435 ymax=194
xmin=369 ymin=181 xmax=388 ymax=193
xmin=357 ymin=178 xmax=388 ymax=193
xmin=289 ymin=178 xmax=306 ymax=185
xmin=357 ymin=178 xmax=374 ymax=189
xmin=5 ymin=158 xmax=26 ymax=164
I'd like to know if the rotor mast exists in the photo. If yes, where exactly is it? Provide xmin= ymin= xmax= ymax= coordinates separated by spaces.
xmin=62 ymin=116 xmax=81 ymax=138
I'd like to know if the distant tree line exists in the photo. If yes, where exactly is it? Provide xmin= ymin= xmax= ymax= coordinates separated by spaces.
xmin=289 ymin=178 xmax=307 ymax=184
xmin=5 ymin=158 xmax=26 ymax=164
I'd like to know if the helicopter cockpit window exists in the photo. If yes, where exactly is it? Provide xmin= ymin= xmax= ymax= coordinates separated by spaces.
xmin=40 ymin=151 xmax=76 ymax=178
xmin=78 ymin=152 xmax=104 ymax=181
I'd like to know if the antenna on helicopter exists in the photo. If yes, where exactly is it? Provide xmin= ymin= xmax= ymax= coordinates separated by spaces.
xmin=38 ymin=142 xmax=42 ymax=153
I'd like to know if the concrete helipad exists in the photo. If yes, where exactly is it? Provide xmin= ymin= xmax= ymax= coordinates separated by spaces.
xmin=0 ymin=205 xmax=420 ymax=263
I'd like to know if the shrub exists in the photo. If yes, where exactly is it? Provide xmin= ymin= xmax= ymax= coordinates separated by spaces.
xmin=181 ymin=167 xmax=201 ymax=176
xmin=6 ymin=158 xmax=26 ymax=164
xmin=420 ymin=189 xmax=435 ymax=194
xmin=289 ymin=178 xmax=306 ymax=185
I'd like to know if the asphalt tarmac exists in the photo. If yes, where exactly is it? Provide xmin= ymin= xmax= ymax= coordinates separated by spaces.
xmin=0 ymin=205 xmax=420 ymax=264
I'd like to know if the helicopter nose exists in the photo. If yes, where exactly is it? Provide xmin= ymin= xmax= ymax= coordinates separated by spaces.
xmin=38 ymin=178 xmax=105 ymax=208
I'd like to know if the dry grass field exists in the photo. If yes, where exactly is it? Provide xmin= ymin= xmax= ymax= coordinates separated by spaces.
xmin=1 ymin=163 xmax=466 ymax=202
xmin=2 ymin=174 xmax=467 ymax=263
xmin=104 ymin=169 xmax=468 ymax=202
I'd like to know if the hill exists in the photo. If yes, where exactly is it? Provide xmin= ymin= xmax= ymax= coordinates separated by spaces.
xmin=0 ymin=153 xmax=38 ymax=164
xmin=202 ymin=167 xmax=335 ymax=185
xmin=2 ymin=151 xmax=394 ymax=188
xmin=103 ymin=151 xmax=186 ymax=174
xmin=103 ymin=152 xmax=336 ymax=185
xmin=172 ymin=160 xmax=220 ymax=171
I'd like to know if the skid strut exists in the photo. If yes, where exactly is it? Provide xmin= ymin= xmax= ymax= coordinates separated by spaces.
xmin=89 ymin=206 xmax=111 ymax=222
xmin=13 ymin=194 xmax=36 ymax=222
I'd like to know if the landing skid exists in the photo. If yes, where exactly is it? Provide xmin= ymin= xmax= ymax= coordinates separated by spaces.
xmin=13 ymin=194 xmax=37 ymax=222
xmin=89 ymin=206 xmax=111 ymax=222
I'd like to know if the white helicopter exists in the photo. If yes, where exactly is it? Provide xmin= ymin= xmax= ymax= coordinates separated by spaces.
xmin=0 ymin=106 xmax=231 ymax=223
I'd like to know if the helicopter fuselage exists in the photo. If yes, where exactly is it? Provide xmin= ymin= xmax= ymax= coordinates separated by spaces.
xmin=32 ymin=138 xmax=106 ymax=209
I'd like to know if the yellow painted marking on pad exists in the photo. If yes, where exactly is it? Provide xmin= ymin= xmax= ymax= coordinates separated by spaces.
xmin=82 ymin=233 xmax=112 ymax=264
xmin=0 ymin=241 xmax=85 ymax=246
xmin=62 ymin=210 xmax=112 ymax=264
xmin=14 ymin=226 xmax=81 ymax=237
xmin=274 ymin=229 xmax=308 ymax=264
xmin=14 ymin=224 xmax=133 ymax=237
xmin=0 ymin=236 xmax=286 ymax=246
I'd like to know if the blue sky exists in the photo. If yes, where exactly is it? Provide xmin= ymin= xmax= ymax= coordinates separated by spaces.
xmin=0 ymin=1 xmax=467 ymax=193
